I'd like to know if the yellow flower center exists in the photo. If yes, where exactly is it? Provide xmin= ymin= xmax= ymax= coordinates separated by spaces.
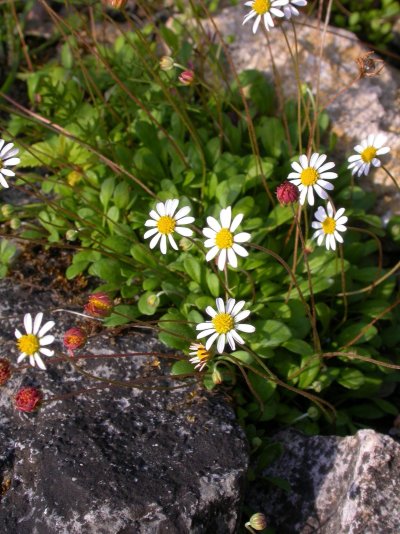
xmin=361 ymin=146 xmax=377 ymax=163
xmin=300 ymin=167 xmax=319 ymax=186
xmin=215 ymin=228 xmax=233 ymax=249
xmin=322 ymin=217 xmax=336 ymax=234
xmin=17 ymin=334 xmax=40 ymax=356
xmin=157 ymin=215 xmax=176 ymax=235
xmin=252 ymin=0 xmax=271 ymax=14
xmin=212 ymin=313 xmax=234 ymax=334
xmin=196 ymin=345 xmax=211 ymax=362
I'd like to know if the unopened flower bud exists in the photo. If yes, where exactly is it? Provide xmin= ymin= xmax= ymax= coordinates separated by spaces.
xmin=65 ymin=229 xmax=78 ymax=241
xmin=84 ymin=292 xmax=113 ymax=318
xmin=307 ymin=406 xmax=319 ymax=420
xmin=0 ymin=358 xmax=11 ymax=386
xmin=14 ymin=386 xmax=42 ymax=412
xmin=160 ymin=56 xmax=175 ymax=71
xmin=311 ymin=381 xmax=322 ymax=393
xmin=179 ymin=70 xmax=194 ymax=86
xmin=1 ymin=204 xmax=14 ymax=218
xmin=10 ymin=218 xmax=21 ymax=230
xmin=248 ymin=512 xmax=267 ymax=531
xmin=63 ymin=327 xmax=87 ymax=355
xmin=212 ymin=368 xmax=223 ymax=385
xmin=107 ymin=0 xmax=128 ymax=8
xmin=276 ymin=181 xmax=299 ymax=205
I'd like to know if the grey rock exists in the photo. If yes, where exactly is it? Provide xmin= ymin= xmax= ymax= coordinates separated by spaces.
xmin=0 ymin=279 xmax=248 ymax=533
xmin=203 ymin=10 xmax=400 ymax=215
xmin=246 ymin=428 xmax=400 ymax=533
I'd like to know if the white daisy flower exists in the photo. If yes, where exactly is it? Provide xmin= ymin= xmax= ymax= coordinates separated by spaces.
xmin=311 ymin=202 xmax=348 ymax=251
xmin=189 ymin=343 xmax=213 ymax=371
xmin=203 ymin=206 xmax=251 ymax=271
xmin=347 ymin=134 xmax=390 ymax=178
xmin=288 ymin=153 xmax=338 ymax=206
xmin=283 ymin=0 xmax=307 ymax=19
xmin=0 ymin=139 xmax=20 ymax=189
xmin=15 ymin=312 xmax=55 ymax=370
xmin=143 ymin=199 xmax=195 ymax=254
xmin=243 ymin=0 xmax=288 ymax=34
xmin=196 ymin=298 xmax=255 ymax=354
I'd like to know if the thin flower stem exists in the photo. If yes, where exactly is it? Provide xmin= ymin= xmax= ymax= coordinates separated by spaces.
xmin=338 ymin=244 xmax=348 ymax=325
xmin=342 ymin=296 xmax=400 ymax=349
xmin=337 ymin=259 xmax=400 ymax=296
xmin=286 ymin=204 xmax=301 ymax=302
xmin=249 ymin=242 xmax=321 ymax=352
xmin=381 ymin=165 xmax=400 ymax=192
xmin=290 ymin=205 xmax=321 ymax=352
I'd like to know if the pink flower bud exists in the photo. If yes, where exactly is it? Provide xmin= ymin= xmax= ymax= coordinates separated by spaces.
xmin=276 ymin=181 xmax=299 ymax=205
xmin=14 ymin=387 xmax=42 ymax=412
xmin=179 ymin=70 xmax=194 ymax=86
xmin=84 ymin=292 xmax=113 ymax=318
xmin=63 ymin=327 xmax=87 ymax=354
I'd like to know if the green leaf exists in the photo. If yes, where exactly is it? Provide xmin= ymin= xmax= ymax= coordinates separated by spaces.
xmin=103 ymin=304 xmax=138 ymax=327
xmin=138 ymin=292 xmax=160 ymax=315
xmin=171 ymin=360 xmax=195 ymax=376
xmin=338 ymin=323 xmax=378 ymax=346
xmin=256 ymin=320 xmax=292 ymax=348
xmin=183 ymin=256 xmax=202 ymax=284
xmin=130 ymin=244 xmax=158 ymax=268
xmin=100 ymin=177 xmax=115 ymax=210
xmin=206 ymin=271 xmax=220 ymax=298
xmin=337 ymin=368 xmax=365 ymax=389
xmin=158 ymin=310 xmax=193 ymax=350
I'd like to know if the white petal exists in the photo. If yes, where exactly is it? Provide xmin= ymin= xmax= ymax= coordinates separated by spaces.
xmin=0 ymin=143 xmax=14 ymax=157
xmin=307 ymin=187 xmax=315 ymax=205
xmin=175 ymin=226 xmax=193 ymax=237
xmin=39 ymin=347 xmax=54 ymax=357
xmin=348 ymin=154 xmax=362 ymax=163
xmin=197 ymin=329 xmax=216 ymax=339
xmin=175 ymin=216 xmax=194 ymax=225
xmin=299 ymin=187 xmax=307 ymax=205
xmin=205 ymin=332 xmax=219 ymax=350
xmin=35 ymin=354 xmax=47 ymax=370
xmin=15 ymin=328 xmax=22 ymax=339
xmin=317 ymin=179 xmax=335 ymax=190
xmin=234 ymin=232 xmax=251 ymax=243
xmin=270 ymin=7 xmax=284 ymax=17
xmin=149 ymin=232 xmax=161 ymax=249
xmin=38 ymin=320 xmax=55 ymax=337
xmin=230 ymin=329 xmax=245 ymax=345
xmin=168 ymin=199 xmax=179 ymax=217
xmin=230 ymin=213 xmax=243 ymax=233
xmin=234 ymin=310 xmax=250 ymax=322
xmin=317 ymin=161 xmax=335 ymax=173
xmin=174 ymin=206 xmax=191 ymax=220
xmin=243 ymin=10 xmax=257 ymax=24
xmin=29 ymin=355 xmax=35 ymax=367
xmin=291 ymin=161 xmax=303 ymax=173
xmin=217 ymin=334 xmax=226 ymax=354
xmin=376 ymin=146 xmax=390 ymax=155
xmin=203 ymin=228 xmax=216 ymax=239
xmin=217 ymin=248 xmax=227 ymax=271
xmin=144 ymin=228 xmax=159 ymax=239
xmin=204 ymin=238 xmax=216 ymax=248
xmin=232 ymin=243 xmax=248 ymax=257
xmin=264 ymin=12 xmax=274 ymax=28
xmin=227 ymin=248 xmax=237 ymax=268
xmin=335 ymin=208 xmax=346 ymax=220
xmin=227 ymin=331 xmax=236 ymax=350
xmin=3 ymin=158 xmax=20 ymax=167
xmin=156 ymin=202 xmax=166 ymax=216
xmin=196 ymin=321 xmax=213 ymax=330
xmin=327 ymin=202 xmax=334 ymax=217
xmin=372 ymin=159 xmax=381 ymax=168
xmin=299 ymin=155 xmax=309 ymax=168
xmin=226 ymin=299 xmax=236 ymax=314
xmin=313 ymin=184 xmax=328 ymax=200
xmin=334 ymin=231 xmax=344 ymax=244
xmin=168 ymin=234 xmax=178 ymax=250
xmin=24 ymin=313 xmax=33 ymax=334
xmin=236 ymin=323 xmax=256 ymax=333
xmin=216 ymin=298 xmax=225 ymax=313
xmin=206 ymin=247 xmax=219 ymax=262
xmin=207 ymin=216 xmax=221 ymax=232
xmin=319 ymin=172 xmax=338 ymax=180
xmin=253 ymin=14 xmax=261 ymax=33
xmin=144 ymin=220 xmax=157 ymax=227
xmin=160 ymin=235 xmax=167 ymax=254
xmin=206 ymin=306 xmax=217 ymax=318
xmin=17 ymin=354 xmax=26 ymax=363
xmin=220 ymin=206 xmax=232 ymax=228
xmin=315 ymin=154 xmax=327 ymax=168
xmin=39 ymin=335 xmax=54 ymax=346
xmin=0 ymin=174 xmax=9 ymax=188
xmin=231 ymin=300 xmax=245 ymax=316
xmin=149 ymin=209 xmax=160 ymax=221
xmin=310 ymin=153 xmax=319 ymax=167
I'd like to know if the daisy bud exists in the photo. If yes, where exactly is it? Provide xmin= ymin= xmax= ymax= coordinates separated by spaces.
xmin=63 ymin=327 xmax=87 ymax=354
xmin=212 ymin=368 xmax=223 ymax=385
xmin=179 ymin=70 xmax=194 ymax=86
xmin=248 ymin=513 xmax=267 ymax=531
xmin=65 ymin=229 xmax=78 ymax=241
xmin=107 ymin=0 xmax=128 ymax=8
xmin=160 ymin=56 xmax=175 ymax=71
xmin=10 ymin=217 xmax=21 ymax=230
xmin=0 ymin=358 xmax=11 ymax=386
xmin=84 ymin=292 xmax=113 ymax=318
xmin=276 ymin=181 xmax=299 ymax=205
xmin=14 ymin=386 xmax=42 ymax=413
xmin=1 ymin=204 xmax=14 ymax=218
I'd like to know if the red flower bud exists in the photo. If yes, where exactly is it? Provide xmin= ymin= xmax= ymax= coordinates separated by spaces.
xmin=14 ymin=387 xmax=42 ymax=413
xmin=63 ymin=327 xmax=87 ymax=354
xmin=179 ymin=70 xmax=194 ymax=86
xmin=0 ymin=358 xmax=11 ymax=386
xmin=84 ymin=292 xmax=113 ymax=318
xmin=276 ymin=181 xmax=299 ymax=205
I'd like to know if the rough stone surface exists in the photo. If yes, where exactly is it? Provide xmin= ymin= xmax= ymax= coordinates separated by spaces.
xmin=0 ymin=279 xmax=248 ymax=533
xmin=246 ymin=428 xmax=400 ymax=533
xmin=204 ymin=10 xmax=400 ymax=215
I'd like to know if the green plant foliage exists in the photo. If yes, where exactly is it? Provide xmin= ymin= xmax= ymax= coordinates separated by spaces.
xmin=1 ymin=3 xmax=399 ymax=442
